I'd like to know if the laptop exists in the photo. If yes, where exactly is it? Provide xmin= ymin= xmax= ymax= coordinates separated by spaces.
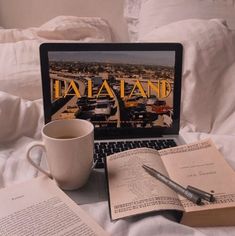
xmin=40 ymin=43 xmax=185 ymax=169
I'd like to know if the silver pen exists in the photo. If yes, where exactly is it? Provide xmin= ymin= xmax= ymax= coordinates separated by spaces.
xmin=142 ymin=164 xmax=202 ymax=205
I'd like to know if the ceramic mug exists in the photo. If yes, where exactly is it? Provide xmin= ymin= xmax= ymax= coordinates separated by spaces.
xmin=26 ymin=119 xmax=94 ymax=190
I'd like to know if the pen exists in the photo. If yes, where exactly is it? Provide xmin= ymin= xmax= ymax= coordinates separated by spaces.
xmin=142 ymin=164 xmax=202 ymax=205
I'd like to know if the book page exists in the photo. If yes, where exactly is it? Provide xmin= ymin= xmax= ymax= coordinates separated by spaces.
xmin=0 ymin=176 xmax=109 ymax=236
xmin=160 ymin=139 xmax=235 ymax=212
xmin=106 ymin=148 xmax=184 ymax=220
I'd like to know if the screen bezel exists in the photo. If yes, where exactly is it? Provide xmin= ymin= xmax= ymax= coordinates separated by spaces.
xmin=40 ymin=43 xmax=183 ymax=139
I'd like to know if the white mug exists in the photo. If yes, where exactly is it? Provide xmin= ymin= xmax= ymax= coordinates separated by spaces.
xmin=26 ymin=119 xmax=94 ymax=190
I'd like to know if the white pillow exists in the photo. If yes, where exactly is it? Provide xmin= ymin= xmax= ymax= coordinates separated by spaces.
xmin=124 ymin=0 xmax=235 ymax=41
xmin=139 ymin=19 xmax=235 ymax=134
xmin=0 ymin=16 xmax=112 ymax=100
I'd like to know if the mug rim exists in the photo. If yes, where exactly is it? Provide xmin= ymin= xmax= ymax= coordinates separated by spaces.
xmin=42 ymin=119 xmax=94 ymax=141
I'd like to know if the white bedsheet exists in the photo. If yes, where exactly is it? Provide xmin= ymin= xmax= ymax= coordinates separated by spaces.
xmin=1 ymin=15 xmax=235 ymax=236
xmin=1 ymin=92 xmax=235 ymax=235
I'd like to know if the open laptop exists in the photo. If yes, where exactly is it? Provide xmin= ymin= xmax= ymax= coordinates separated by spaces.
xmin=40 ymin=43 xmax=184 ymax=169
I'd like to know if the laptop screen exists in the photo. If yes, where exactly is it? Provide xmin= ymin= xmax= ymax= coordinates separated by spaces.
xmin=40 ymin=43 xmax=182 ymax=139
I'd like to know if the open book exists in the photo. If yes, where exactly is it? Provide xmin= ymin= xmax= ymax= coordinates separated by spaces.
xmin=0 ymin=176 xmax=109 ymax=235
xmin=105 ymin=139 xmax=235 ymax=226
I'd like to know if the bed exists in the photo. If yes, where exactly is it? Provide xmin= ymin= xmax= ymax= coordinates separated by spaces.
xmin=0 ymin=0 xmax=235 ymax=235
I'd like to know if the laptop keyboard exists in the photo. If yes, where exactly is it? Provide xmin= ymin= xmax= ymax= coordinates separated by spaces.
xmin=94 ymin=139 xmax=177 ymax=168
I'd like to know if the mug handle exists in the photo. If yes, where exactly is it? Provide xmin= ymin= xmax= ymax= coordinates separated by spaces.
xmin=91 ymin=159 xmax=98 ymax=170
xmin=26 ymin=141 xmax=53 ymax=179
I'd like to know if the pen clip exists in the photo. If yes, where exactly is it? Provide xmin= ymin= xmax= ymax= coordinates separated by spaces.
xmin=187 ymin=185 xmax=215 ymax=202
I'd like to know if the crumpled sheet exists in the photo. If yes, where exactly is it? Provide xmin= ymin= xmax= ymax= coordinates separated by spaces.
xmin=0 ymin=15 xmax=235 ymax=235
xmin=0 ymin=92 xmax=43 ymax=187
xmin=0 ymin=91 xmax=235 ymax=235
